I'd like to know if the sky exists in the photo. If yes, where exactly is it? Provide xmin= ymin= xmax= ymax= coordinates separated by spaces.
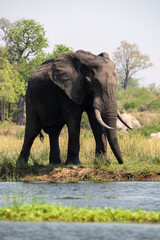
xmin=0 ymin=0 xmax=160 ymax=87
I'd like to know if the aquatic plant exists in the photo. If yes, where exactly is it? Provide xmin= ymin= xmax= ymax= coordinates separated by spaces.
xmin=0 ymin=203 xmax=160 ymax=223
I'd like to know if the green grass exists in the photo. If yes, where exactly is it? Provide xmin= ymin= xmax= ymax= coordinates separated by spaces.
xmin=116 ymin=87 xmax=160 ymax=112
xmin=0 ymin=203 xmax=160 ymax=223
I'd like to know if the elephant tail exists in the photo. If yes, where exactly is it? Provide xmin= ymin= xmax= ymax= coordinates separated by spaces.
xmin=39 ymin=131 xmax=44 ymax=142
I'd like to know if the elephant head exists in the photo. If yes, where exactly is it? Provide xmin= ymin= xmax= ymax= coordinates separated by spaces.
xmin=49 ymin=50 xmax=131 ymax=164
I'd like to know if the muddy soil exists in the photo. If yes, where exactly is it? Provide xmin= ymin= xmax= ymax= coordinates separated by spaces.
xmin=22 ymin=166 xmax=160 ymax=182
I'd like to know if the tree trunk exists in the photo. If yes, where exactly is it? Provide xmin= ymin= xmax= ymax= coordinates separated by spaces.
xmin=123 ymin=70 xmax=129 ymax=90
xmin=1 ymin=99 xmax=5 ymax=121
xmin=8 ymin=103 xmax=11 ymax=119
xmin=17 ymin=95 xmax=25 ymax=125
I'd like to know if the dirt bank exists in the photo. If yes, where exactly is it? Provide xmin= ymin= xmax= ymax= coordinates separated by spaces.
xmin=22 ymin=166 xmax=160 ymax=182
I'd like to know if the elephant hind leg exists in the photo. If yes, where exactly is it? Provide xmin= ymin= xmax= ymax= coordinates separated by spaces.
xmin=17 ymin=114 xmax=42 ymax=166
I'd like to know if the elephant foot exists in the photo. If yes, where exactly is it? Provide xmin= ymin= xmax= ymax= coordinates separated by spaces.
xmin=16 ymin=156 xmax=28 ymax=169
xmin=95 ymin=151 xmax=107 ymax=158
xmin=65 ymin=158 xmax=81 ymax=165
xmin=118 ymin=160 xmax=123 ymax=164
xmin=49 ymin=155 xmax=65 ymax=165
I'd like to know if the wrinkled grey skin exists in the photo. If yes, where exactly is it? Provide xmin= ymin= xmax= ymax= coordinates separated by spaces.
xmin=17 ymin=50 xmax=128 ymax=166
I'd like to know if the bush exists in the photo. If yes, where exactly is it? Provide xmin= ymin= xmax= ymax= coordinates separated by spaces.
xmin=147 ymin=99 xmax=160 ymax=110
xmin=123 ymin=101 xmax=139 ymax=110
xmin=137 ymin=124 xmax=160 ymax=137
xmin=117 ymin=86 xmax=160 ymax=112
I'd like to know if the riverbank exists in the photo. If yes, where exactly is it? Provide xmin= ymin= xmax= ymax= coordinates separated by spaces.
xmin=21 ymin=165 xmax=160 ymax=182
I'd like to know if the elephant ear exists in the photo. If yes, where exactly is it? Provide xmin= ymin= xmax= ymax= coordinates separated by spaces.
xmin=48 ymin=53 xmax=86 ymax=105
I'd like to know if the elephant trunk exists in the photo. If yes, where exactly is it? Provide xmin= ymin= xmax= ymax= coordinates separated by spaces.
xmin=104 ymin=117 xmax=123 ymax=164
xmin=94 ymin=97 xmax=123 ymax=164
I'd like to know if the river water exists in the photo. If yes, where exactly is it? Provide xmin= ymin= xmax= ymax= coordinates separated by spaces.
xmin=0 ymin=181 xmax=160 ymax=239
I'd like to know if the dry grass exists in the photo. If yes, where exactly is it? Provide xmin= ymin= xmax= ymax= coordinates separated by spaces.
xmin=0 ymin=120 xmax=160 ymax=181
xmin=134 ymin=111 xmax=160 ymax=125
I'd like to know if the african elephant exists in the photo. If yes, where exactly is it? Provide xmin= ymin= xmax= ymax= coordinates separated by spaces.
xmin=17 ymin=50 xmax=131 ymax=166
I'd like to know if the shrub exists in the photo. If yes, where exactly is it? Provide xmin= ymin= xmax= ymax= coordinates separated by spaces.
xmin=123 ymin=101 xmax=139 ymax=110
xmin=137 ymin=124 xmax=160 ymax=137
xmin=147 ymin=99 xmax=160 ymax=110
xmin=117 ymin=86 xmax=160 ymax=112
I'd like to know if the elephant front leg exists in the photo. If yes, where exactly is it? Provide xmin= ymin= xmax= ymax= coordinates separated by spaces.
xmin=49 ymin=127 xmax=64 ymax=165
xmin=87 ymin=108 xmax=107 ymax=157
xmin=65 ymin=120 xmax=81 ymax=165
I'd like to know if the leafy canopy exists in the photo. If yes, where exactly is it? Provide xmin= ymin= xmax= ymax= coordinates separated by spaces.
xmin=0 ymin=46 xmax=24 ymax=103
xmin=113 ymin=41 xmax=153 ymax=89
xmin=49 ymin=44 xmax=73 ymax=58
xmin=0 ymin=18 xmax=48 ymax=62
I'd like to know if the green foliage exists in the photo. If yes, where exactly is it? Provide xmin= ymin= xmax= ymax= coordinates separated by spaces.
xmin=123 ymin=101 xmax=138 ymax=110
xmin=49 ymin=44 xmax=73 ymax=58
xmin=18 ymin=52 xmax=49 ymax=86
xmin=18 ymin=45 xmax=73 ymax=86
xmin=0 ymin=203 xmax=160 ymax=223
xmin=0 ymin=18 xmax=49 ymax=122
xmin=117 ymin=86 xmax=160 ymax=111
xmin=0 ymin=47 xmax=23 ymax=102
xmin=137 ymin=123 xmax=160 ymax=137
xmin=118 ymin=78 xmax=139 ymax=90
xmin=0 ymin=152 xmax=17 ymax=181
xmin=0 ymin=60 xmax=17 ymax=102
xmin=0 ymin=18 xmax=48 ymax=63
xmin=147 ymin=99 xmax=160 ymax=110
xmin=0 ymin=18 xmax=49 ymax=93
xmin=0 ymin=46 xmax=25 ymax=120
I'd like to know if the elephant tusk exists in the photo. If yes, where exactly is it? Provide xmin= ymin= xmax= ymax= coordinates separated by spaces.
xmin=94 ymin=108 xmax=114 ymax=130
xmin=117 ymin=110 xmax=133 ymax=130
